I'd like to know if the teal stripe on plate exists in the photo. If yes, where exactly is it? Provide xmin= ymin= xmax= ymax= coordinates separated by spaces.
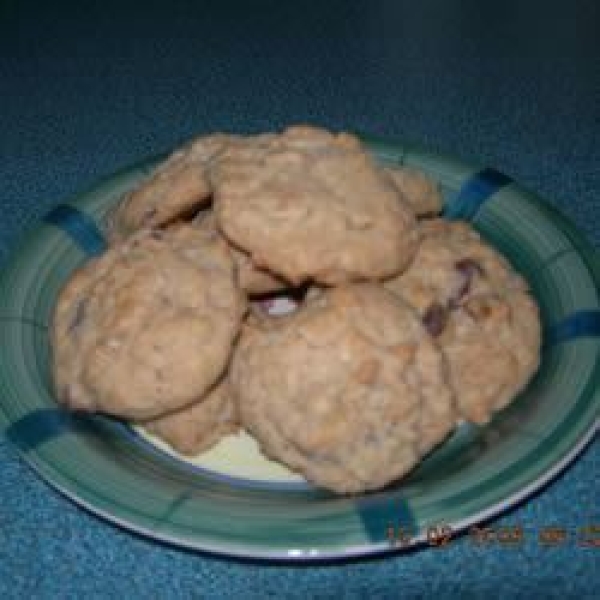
xmin=4 ymin=408 xmax=99 ymax=452
xmin=444 ymin=168 xmax=513 ymax=221
xmin=44 ymin=204 xmax=107 ymax=257
xmin=545 ymin=310 xmax=600 ymax=346
xmin=357 ymin=496 xmax=418 ymax=545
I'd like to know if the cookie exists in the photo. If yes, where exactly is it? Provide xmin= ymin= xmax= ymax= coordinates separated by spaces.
xmin=141 ymin=378 xmax=238 ymax=455
xmin=194 ymin=212 xmax=286 ymax=296
xmin=232 ymin=242 xmax=289 ymax=296
xmin=51 ymin=224 xmax=245 ymax=420
xmin=384 ymin=166 xmax=443 ymax=217
xmin=384 ymin=219 xmax=541 ymax=424
xmin=106 ymin=134 xmax=236 ymax=242
xmin=211 ymin=125 xmax=419 ymax=285
xmin=231 ymin=284 xmax=455 ymax=493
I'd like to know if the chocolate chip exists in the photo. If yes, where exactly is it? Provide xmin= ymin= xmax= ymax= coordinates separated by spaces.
xmin=449 ymin=258 xmax=484 ymax=308
xmin=422 ymin=303 xmax=448 ymax=337
xmin=68 ymin=298 xmax=87 ymax=332
xmin=449 ymin=280 xmax=471 ymax=309
xmin=455 ymin=258 xmax=483 ymax=278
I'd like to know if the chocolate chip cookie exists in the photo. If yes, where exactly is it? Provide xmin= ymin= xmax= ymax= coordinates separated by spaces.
xmin=231 ymin=284 xmax=455 ymax=493
xmin=385 ymin=220 xmax=541 ymax=423
xmin=51 ymin=224 xmax=245 ymax=420
xmin=211 ymin=125 xmax=419 ymax=285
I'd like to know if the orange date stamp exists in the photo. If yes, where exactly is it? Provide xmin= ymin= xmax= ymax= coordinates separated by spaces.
xmin=385 ymin=522 xmax=600 ymax=548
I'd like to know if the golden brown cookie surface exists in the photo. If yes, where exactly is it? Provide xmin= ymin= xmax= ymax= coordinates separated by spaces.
xmin=231 ymin=284 xmax=454 ymax=493
xmin=385 ymin=220 xmax=541 ymax=423
xmin=141 ymin=378 xmax=238 ymax=455
xmin=51 ymin=224 xmax=245 ymax=420
xmin=211 ymin=125 xmax=419 ymax=285
xmin=194 ymin=212 xmax=287 ymax=296
xmin=384 ymin=165 xmax=443 ymax=217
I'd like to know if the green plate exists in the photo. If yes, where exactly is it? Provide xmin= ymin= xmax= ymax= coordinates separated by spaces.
xmin=0 ymin=135 xmax=598 ymax=560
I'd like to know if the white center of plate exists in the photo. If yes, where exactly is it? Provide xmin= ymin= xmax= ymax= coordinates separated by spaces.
xmin=135 ymin=428 xmax=306 ymax=482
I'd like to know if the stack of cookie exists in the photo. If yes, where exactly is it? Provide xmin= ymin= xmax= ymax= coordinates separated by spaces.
xmin=51 ymin=125 xmax=541 ymax=493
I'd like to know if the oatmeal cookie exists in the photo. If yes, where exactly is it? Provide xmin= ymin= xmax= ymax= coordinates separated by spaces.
xmin=51 ymin=224 xmax=245 ymax=420
xmin=384 ymin=219 xmax=541 ymax=423
xmin=231 ymin=284 xmax=454 ymax=493
xmin=211 ymin=125 xmax=419 ymax=285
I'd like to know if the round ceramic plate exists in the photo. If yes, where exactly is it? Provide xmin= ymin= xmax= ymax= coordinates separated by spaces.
xmin=0 ymin=135 xmax=598 ymax=560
